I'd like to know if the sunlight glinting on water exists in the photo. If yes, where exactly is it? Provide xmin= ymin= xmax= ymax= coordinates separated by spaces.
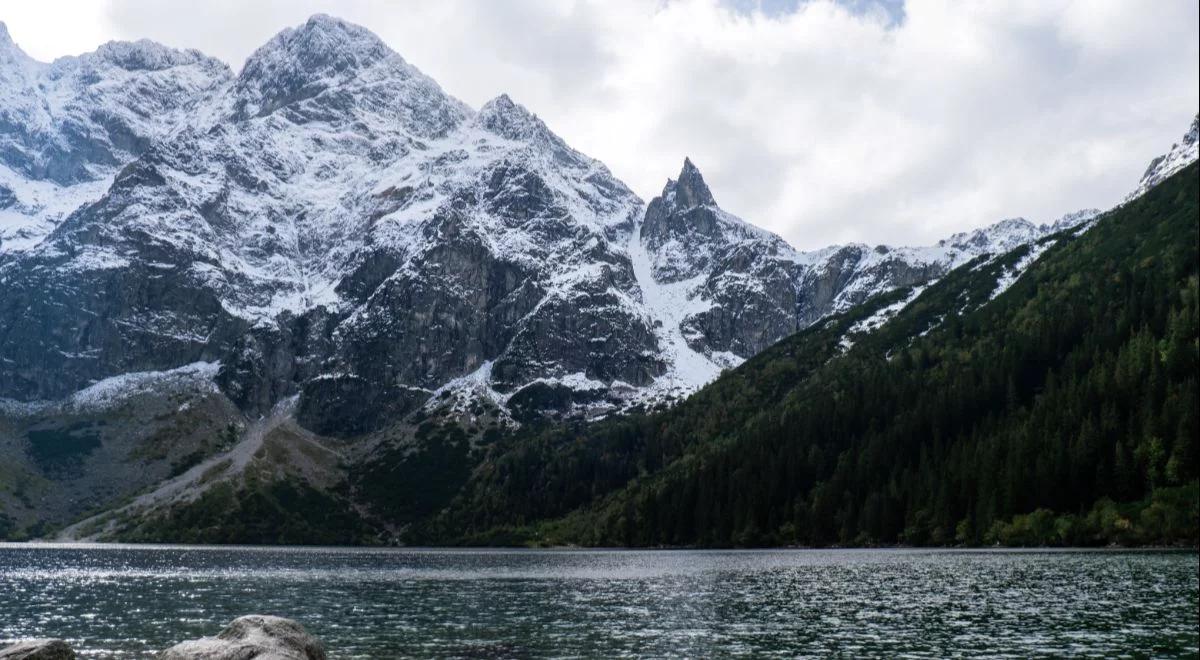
xmin=2 ymin=546 xmax=1197 ymax=658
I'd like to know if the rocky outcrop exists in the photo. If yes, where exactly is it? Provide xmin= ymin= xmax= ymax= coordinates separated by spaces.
xmin=5 ymin=14 xmax=1177 ymax=437
xmin=0 ymin=21 xmax=230 ymax=252
xmin=1126 ymin=114 xmax=1199 ymax=202
xmin=1 ymin=15 xmax=659 ymax=430
xmin=0 ymin=618 xmax=327 ymax=660
xmin=0 ymin=639 xmax=76 ymax=660
xmin=158 ymin=615 xmax=326 ymax=660
xmin=637 ymin=160 xmax=995 ymax=363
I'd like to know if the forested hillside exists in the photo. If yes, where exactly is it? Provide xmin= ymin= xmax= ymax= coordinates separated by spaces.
xmin=418 ymin=162 xmax=1200 ymax=547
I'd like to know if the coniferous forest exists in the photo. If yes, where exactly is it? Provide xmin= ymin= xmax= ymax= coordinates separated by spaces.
xmin=3 ymin=12 xmax=1199 ymax=660
xmin=414 ymin=163 xmax=1200 ymax=548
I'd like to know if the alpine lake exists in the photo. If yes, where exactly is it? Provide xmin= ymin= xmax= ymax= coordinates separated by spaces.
xmin=1 ymin=544 xmax=1196 ymax=658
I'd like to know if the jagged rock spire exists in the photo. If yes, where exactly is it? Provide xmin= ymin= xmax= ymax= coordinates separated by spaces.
xmin=641 ymin=158 xmax=729 ymax=281
xmin=674 ymin=157 xmax=716 ymax=208
xmin=0 ymin=20 xmax=31 ymax=64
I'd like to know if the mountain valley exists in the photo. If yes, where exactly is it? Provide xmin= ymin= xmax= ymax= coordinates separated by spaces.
xmin=0 ymin=15 xmax=1196 ymax=545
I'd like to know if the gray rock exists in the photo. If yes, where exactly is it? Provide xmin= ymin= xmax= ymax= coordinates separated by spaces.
xmin=158 ymin=615 xmax=326 ymax=660
xmin=637 ymin=158 xmax=1049 ymax=363
xmin=0 ymin=23 xmax=230 ymax=188
xmin=0 ymin=639 xmax=76 ymax=660
xmin=640 ymin=158 xmax=729 ymax=283
xmin=1125 ymin=113 xmax=1198 ymax=202
xmin=0 ymin=14 xmax=1086 ymax=437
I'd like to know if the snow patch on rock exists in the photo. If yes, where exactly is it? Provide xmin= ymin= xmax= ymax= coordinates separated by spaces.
xmin=1125 ymin=115 xmax=1199 ymax=203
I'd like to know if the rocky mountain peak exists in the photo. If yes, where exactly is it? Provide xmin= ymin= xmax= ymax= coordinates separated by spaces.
xmin=1048 ymin=208 xmax=1100 ymax=232
xmin=0 ymin=29 xmax=234 ymax=245
xmin=86 ymin=39 xmax=222 ymax=72
xmin=1181 ymin=114 xmax=1199 ymax=150
xmin=474 ymin=93 xmax=608 ymax=174
xmin=233 ymin=14 xmax=418 ymax=120
xmin=477 ymin=93 xmax=545 ymax=141
xmin=1125 ymin=114 xmax=1200 ymax=203
xmin=247 ymin=13 xmax=393 ymax=73
xmin=640 ymin=157 xmax=786 ymax=285
xmin=938 ymin=217 xmax=1044 ymax=254
xmin=4 ymin=13 xmax=1192 ymax=445
xmin=668 ymin=158 xmax=717 ymax=209
xmin=0 ymin=21 xmax=34 ymax=67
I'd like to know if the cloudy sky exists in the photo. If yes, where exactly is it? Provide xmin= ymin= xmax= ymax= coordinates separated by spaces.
xmin=3 ymin=0 xmax=1197 ymax=249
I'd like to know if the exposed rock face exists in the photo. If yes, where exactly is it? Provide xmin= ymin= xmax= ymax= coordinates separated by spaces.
xmin=2 ymin=14 xmax=1167 ymax=434
xmin=0 ymin=639 xmax=76 ymax=660
xmin=642 ymin=157 xmax=725 ymax=281
xmin=0 ymin=15 xmax=656 ymax=428
xmin=1126 ymin=114 xmax=1199 ymax=202
xmin=0 ymin=21 xmax=230 ymax=251
xmin=3 ymin=14 xmax=1194 ymax=547
xmin=158 ymin=615 xmax=326 ymax=660
xmin=634 ymin=160 xmax=1077 ymax=363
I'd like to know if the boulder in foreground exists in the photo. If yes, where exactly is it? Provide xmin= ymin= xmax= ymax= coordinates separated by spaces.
xmin=0 ymin=640 xmax=76 ymax=660
xmin=157 ymin=615 xmax=326 ymax=660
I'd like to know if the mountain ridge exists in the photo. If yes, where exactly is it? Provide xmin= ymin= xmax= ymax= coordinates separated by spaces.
xmin=1 ymin=14 xmax=1108 ymax=419
xmin=413 ymin=159 xmax=1199 ymax=548
xmin=1 ymin=15 xmax=1196 ymax=541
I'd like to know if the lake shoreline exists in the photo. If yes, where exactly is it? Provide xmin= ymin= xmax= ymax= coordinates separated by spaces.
xmin=4 ymin=539 xmax=1197 ymax=551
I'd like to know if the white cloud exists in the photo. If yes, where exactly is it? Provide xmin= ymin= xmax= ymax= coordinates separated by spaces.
xmin=2 ymin=0 xmax=1197 ymax=249
xmin=0 ymin=1 xmax=111 ymax=60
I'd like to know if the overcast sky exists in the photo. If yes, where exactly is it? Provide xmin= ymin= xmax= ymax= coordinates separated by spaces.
xmin=3 ymin=0 xmax=1197 ymax=249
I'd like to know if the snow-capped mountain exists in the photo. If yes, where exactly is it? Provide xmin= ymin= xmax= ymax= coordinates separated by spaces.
xmin=0 ymin=16 xmax=656 ymax=431
xmin=0 ymin=22 xmax=230 ymax=251
xmin=1126 ymin=114 xmax=1198 ymax=202
xmin=0 ymin=15 xmax=1186 ymax=434
xmin=636 ymin=160 xmax=1100 ymax=370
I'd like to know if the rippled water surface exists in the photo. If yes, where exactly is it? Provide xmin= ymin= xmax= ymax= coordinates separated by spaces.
xmin=1 ymin=545 xmax=1196 ymax=658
